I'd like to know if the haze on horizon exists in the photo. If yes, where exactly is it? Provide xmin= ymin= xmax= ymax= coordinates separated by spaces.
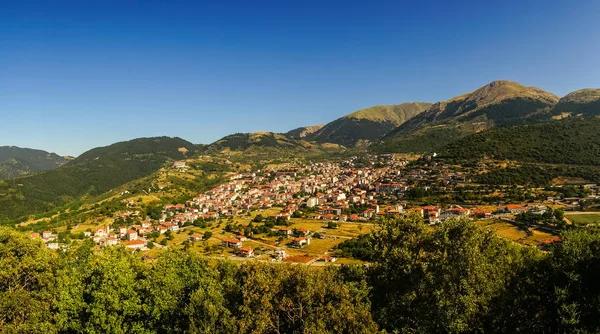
xmin=1 ymin=0 xmax=599 ymax=156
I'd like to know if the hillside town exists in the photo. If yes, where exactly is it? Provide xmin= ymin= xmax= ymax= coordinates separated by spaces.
xmin=32 ymin=154 xmax=600 ymax=258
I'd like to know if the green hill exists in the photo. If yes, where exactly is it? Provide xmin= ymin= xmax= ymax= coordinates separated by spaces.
xmin=440 ymin=117 xmax=600 ymax=165
xmin=0 ymin=146 xmax=69 ymax=179
xmin=373 ymin=80 xmax=559 ymax=153
xmin=285 ymin=125 xmax=324 ymax=139
xmin=308 ymin=102 xmax=431 ymax=147
xmin=551 ymin=88 xmax=600 ymax=118
xmin=206 ymin=132 xmax=343 ymax=156
xmin=0 ymin=137 xmax=195 ymax=221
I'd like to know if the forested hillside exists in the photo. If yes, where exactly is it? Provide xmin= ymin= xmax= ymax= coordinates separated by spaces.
xmin=441 ymin=118 xmax=600 ymax=165
xmin=0 ymin=146 xmax=69 ymax=179
xmin=0 ymin=137 xmax=195 ymax=221
xmin=551 ymin=88 xmax=600 ymax=117
xmin=373 ymin=80 xmax=559 ymax=153
xmin=4 ymin=216 xmax=600 ymax=333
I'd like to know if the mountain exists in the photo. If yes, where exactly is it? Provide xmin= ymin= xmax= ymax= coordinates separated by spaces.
xmin=373 ymin=80 xmax=559 ymax=153
xmin=285 ymin=125 xmax=324 ymax=139
xmin=551 ymin=88 xmax=600 ymax=118
xmin=440 ymin=117 xmax=600 ymax=165
xmin=0 ymin=137 xmax=195 ymax=221
xmin=206 ymin=132 xmax=342 ymax=156
xmin=0 ymin=146 xmax=69 ymax=179
xmin=307 ymin=102 xmax=432 ymax=147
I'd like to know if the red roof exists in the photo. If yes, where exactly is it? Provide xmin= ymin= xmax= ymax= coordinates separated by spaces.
xmin=123 ymin=240 xmax=145 ymax=246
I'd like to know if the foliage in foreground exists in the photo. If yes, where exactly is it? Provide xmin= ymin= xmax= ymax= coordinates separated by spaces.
xmin=3 ymin=217 xmax=600 ymax=333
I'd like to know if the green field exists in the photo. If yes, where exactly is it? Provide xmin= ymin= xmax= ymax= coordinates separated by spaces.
xmin=566 ymin=213 xmax=600 ymax=226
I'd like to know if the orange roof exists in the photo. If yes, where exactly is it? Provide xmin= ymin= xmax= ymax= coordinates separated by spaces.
xmin=123 ymin=240 xmax=145 ymax=246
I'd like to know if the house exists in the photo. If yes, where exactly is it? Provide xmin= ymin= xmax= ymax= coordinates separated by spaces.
xmin=291 ymin=237 xmax=310 ymax=248
xmin=30 ymin=232 xmax=40 ymax=239
xmin=297 ymin=228 xmax=310 ymax=236
xmin=277 ymin=227 xmax=293 ymax=235
xmin=222 ymin=238 xmax=243 ymax=248
xmin=94 ymin=228 xmax=107 ymax=238
xmin=237 ymin=247 xmax=254 ymax=257
xmin=156 ymin=225 xmax=168 ymax=234
xmin=306 ymin=197 xmax=319 ymax=208
xmin=163 ymin=222 xmax=179 ymax=232
xmin=318 ymin=255 xmax=337 ymax=263
xmin=119 ymin=226 xmax=127 ymax=237
xmin=470 ymin=209 xmax=492 ymax=218
xmin=42 ymin=230 xmax=52 ymax=239
xmin=274 ymin=249 xmax=288 ymax=260
xmin=123 ymin=239 xmax=146 ymax=250
xmin=236 ymin=235 xmax=248 ymax=242
xmin=505 ymin=204 xmax=528 ymax=214
xmin=190 ymin=233 xmax=203 ymax=241
xmin=127 ymin=230 xmax=138 ymax=241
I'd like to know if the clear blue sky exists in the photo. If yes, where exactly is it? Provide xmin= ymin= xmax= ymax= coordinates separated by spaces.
xmin=1 ymin=0 xmax=599 ymax=156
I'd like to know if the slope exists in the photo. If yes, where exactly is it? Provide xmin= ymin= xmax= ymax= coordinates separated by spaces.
xmin=0 ymin=146 xmax=69 ymax=179
xmin=206 ymin=132 xmax=343 ymax=156
xmin=0 ymin=137 xmax=195 ymax=221
xmin=308 ymin=102 xmax=431 ymax=147
xmin=551 ymin=88 xmax=600 ymax=118
xmin=440 ymin=117 xmax=600 ymax=165
xmin=374 ymin=80 xmax=559 ymax=153
xmin=285 ymin=125 xmax=324 ymax=139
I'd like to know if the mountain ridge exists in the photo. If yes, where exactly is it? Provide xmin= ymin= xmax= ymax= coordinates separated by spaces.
xmin=373 ymin=80 xmax=559 ymax=153
xmin=0 ymin=146 xmax=70 ymax=179
xmin=307 ymin=102 xmax=432 ymax=147
xmin=0 ymin=137 xmax=195 ymax=221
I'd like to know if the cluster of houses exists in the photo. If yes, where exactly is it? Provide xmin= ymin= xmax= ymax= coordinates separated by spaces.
xmin=33 ymin=155 xmax=583 ymax=252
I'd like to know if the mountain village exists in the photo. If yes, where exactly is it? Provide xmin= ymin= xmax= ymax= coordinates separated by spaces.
xmin=31 ymin=154 xmax=600 ymax=262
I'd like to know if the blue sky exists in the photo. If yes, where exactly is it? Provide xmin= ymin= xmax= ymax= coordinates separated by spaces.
xmin=1 ymin=0 xmax=599 ymax=156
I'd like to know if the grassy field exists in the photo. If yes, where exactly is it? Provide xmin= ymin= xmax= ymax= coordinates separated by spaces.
xmin=565 ymin=212 xmax=600 ymax=226
xmin=475 ymin=219 xmax=556 ymax=247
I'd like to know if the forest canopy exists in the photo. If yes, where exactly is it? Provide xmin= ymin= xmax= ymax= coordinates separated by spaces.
xmin=3 ymin=216 xmax=600 ymax=333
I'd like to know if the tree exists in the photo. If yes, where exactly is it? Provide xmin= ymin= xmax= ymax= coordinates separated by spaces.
xmin=234 ymin=263 xmax=378 ymax=333
xmin=0 ymin=227 xmax=59 ymax=333
xmin=55 ymin=246 xmax=148 ymax=333
xmin=369 ymin=215 xmax=533 ymax=333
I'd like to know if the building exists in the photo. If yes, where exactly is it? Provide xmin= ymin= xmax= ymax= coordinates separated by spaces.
xmin=291 ymin=237 xmax=310 ymax=248
xmin=237 ymin=247 xmax=254 ymax=257
xmin=505 ymin=204 xmax=528 ymax=214
xmin=222 ymin=238 xmax=243 ymax=248
xmin=123 ymin=239 xmax=146 ymax=250
xmin=306 ymin=197 xmax=319 ymax=208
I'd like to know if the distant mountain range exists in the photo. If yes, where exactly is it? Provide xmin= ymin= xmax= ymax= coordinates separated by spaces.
xmin=0 ymin=146 xmax=70 ymax=179
xmin=371 ymin=80 xmax=560 ymax=153
xmin=285 ymin=125 xmax=324 ymax=139
xmin=2 ymin=79 xmax=600 ymax=221
xmin=0 ymin=137 xmax=195 ymax=220
xmin=551 ymin=88 xmax=600 ymax=118
xmin=205 ymin=132 xmax=342 ymax=158
xmin=301 ymin=102 xmax=431 ymax=147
